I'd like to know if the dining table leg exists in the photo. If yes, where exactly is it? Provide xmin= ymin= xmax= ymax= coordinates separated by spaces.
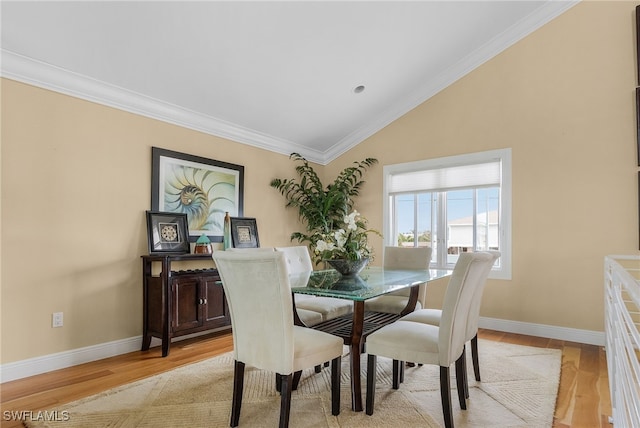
xmin=350 ymin=300 xmax=365 ymax=412
xmin=349 ymin=286 xmax=418 ymax=411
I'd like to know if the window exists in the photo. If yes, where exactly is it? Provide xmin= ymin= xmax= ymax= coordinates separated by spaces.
xmin=383 ymin=149 xmax=511 ymax=279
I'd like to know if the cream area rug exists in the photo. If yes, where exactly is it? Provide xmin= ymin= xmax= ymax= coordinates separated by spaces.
xmin=24 ymin=340 xmax=561 ymax=428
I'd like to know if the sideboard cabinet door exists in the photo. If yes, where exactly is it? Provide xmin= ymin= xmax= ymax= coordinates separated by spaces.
xmin=201 ymin=276 xmax=230 ymax=327
xmin=172 ymin=275 xmax=201 ymax=332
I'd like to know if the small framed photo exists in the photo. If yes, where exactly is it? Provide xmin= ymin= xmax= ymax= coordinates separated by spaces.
xmin=230 ymin=217 xmax=260 ymax=248
xmin=146 ymin=211 xmax=190 ymax=254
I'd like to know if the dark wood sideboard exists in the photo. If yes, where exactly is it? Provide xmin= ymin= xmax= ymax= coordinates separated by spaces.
xmin=141 ymin=254 xmax=231 ymax=357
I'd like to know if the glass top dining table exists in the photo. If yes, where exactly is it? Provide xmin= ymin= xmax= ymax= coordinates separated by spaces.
xmin=290 ymin=266 xmax=452 ymax=412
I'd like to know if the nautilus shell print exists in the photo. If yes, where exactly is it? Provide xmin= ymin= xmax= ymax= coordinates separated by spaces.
xmin=162 ymin=163 xmax=237 ymax=235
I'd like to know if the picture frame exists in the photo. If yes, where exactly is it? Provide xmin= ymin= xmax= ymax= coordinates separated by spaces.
xmin=636 ymin=5 xmax=640 ymax=85
xmin=230 ymin=217 xmax=260 ymax=248
xmin=637 ymin=88 xmax=640 ymax=166
xmin=151 ymin=147 xmax=244 ymax=243
xmin=146 ymin=211 xmax=190 ymax=254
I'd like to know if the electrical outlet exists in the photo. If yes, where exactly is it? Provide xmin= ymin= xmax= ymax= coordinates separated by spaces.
xmin=52 ymin=312 xmax=63 ymax=328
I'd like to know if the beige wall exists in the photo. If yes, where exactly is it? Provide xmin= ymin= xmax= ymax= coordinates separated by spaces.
xmin=0 ymin=81 xmax=303 ymax=363
xmin=1 ymin=1 xmax=639 ymax=364
xmin=327 ymin=1 xmax=640 ymax=332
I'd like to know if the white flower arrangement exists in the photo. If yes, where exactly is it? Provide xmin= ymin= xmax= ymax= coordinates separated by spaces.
xmin=313 ymin=211 xmax=381 ymax=263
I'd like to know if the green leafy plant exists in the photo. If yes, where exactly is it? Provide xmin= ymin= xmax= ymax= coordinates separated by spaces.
xmin=270 ymin=153 xmax=378 ymax=262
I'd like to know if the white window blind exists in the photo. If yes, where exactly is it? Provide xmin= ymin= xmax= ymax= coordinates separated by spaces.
xmin=387 ymin=161 xmax=501 ymax=194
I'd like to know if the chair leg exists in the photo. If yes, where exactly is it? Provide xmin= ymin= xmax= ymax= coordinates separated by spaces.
xmin=275 ymin=373 xmax=282 ymax=393
xmin=460 ymin=345 xmax=469 ymax=399
xmin=231 ymin=360 xmax=245 ymax=427
xmin=471 ymin=334 xmax=481 ymax=382
xmin=454 ymin=352 xmax=467 ymax=410
xmin=400 ymin=361 xmax=405 ymax=384
xmin=440 ymin=366 xmax=454 ymax=428
xmin=292 ymin=371 xmax=302 ymax=390
xmin=278 ymin=373 xmax=293 ymax=428
xmin=366 ymin=354 xmax=377 ymax=415
xmin=331 ymin=356 xmax=341 ymax=416
xmin=392 ymin=359 xmax=401 ymax=389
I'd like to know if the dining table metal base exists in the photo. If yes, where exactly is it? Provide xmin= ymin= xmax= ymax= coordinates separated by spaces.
xmin=310 ymin=303 xmax=403 ymax=411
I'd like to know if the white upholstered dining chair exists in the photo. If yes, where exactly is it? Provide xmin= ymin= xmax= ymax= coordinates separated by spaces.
xmin=274 ymin=245 xmax=312 ymax=272
xmin=212 ymin=250 xmax=343 ymax=428
xmin=272 ymin=246 xmax=322 ymax=327
xmin=364 ymin=246 xmax=432 ymax=314
xmin=228 ymin=247 xmax=323 ymax=326
xmin=364 ymin=251 xmax=496 ymax=428
xmin=275 ymin=246 xmax=353 ymax=324
xmin=401 ymin=250 xmax=500 ymax=390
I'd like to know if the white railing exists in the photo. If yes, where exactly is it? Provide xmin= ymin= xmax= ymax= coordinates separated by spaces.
xmin=605 ymin=255 xmax=640 ymax=426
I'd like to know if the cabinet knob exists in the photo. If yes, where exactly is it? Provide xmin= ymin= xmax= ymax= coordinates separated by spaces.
xmin=198 ymin=298 xmax=208 ymax=305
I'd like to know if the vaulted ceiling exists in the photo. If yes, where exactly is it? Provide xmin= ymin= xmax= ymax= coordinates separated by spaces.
xmin=1 ymin=1 xmax=577 ymax=164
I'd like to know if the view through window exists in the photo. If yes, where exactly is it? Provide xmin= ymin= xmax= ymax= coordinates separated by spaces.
xmin=384 ymin=149 xmax=511 ymax=279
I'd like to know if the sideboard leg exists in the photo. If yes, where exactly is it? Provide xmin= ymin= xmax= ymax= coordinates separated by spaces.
xmin=141 ymin=335 xmax=152 ymax=351
xmin=161 ymin=337 xmax=170 ymax=357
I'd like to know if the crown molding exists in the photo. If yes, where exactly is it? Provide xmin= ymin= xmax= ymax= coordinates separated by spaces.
xmin=0 ymin=49 xmax=327 ymax=164
xmin=1 ymin=1 xmax=577 ymax=166
xmin=324 ymin=0 xmax=580 ymax=163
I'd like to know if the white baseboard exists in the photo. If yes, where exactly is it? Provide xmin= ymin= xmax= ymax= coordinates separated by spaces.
xmin=0 ymin=336 xmax=142 ymax=383
xmin=0 ymin=328 xmax=230 ymax=383
xmin=1 ymin=319 xmax=605 ymax=383
xmin=479 ymin=316 xmax=605 ymax=347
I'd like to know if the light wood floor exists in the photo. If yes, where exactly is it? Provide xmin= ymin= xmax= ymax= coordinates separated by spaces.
xmin=0 ymin=329 xmax=611 ymax=428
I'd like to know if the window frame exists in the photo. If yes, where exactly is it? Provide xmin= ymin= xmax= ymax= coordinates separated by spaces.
xmin=383 ymin=148 xmax=512 ymax=280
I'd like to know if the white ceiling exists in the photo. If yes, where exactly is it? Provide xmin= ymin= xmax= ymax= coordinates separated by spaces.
xmin=1 ymin=1 xmax=577 ymax=164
